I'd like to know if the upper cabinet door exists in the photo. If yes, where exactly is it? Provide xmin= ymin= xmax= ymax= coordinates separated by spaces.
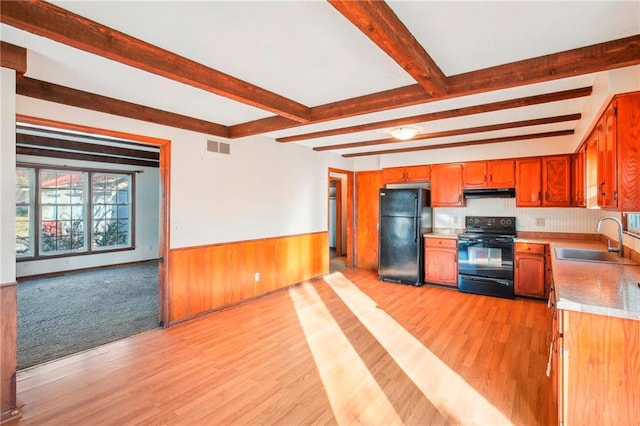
xmin=404 ymin=165 xmax=430 ymax=182
xmin=543 ymin=155 xmax=572 ymax=207
xmin=598 ymin=102 xmax=618 ymax=209
xmin=488 ymin=159 xmax=515 ymax=188
xmin=431 ymin=164 xmax=464 ymax=207
xmin=382 ymin=167 xmax=407 ymax=184
xmin=462 ymin=161 xmax=487 ymax=188
xmin=516 ymin=158 xmax=542 ymax=207
xmin=615 ymin=93 xmax=640 ymax=212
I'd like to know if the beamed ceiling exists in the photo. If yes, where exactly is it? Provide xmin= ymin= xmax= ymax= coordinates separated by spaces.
xmin=1 ymin=1 xmax=639 ymax=158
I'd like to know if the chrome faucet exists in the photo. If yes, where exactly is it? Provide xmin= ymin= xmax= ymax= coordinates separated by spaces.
xmin=595 ymin=216 xmax=624 ymax=257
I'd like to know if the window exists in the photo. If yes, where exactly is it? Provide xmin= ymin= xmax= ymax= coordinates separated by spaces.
xmin=39 ymin=169 xmax=87 ymax=254
xmin=624 ymin=213 xmax=640 ymax=236
xmin=15 ymin=165 xmax=134 ymax=259
xmin=92 ymin=173 xmax=131 ymax=249
xmin=15 ymin=167 xmax=35 ymax=257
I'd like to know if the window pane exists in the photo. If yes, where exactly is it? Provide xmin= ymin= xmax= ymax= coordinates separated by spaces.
xmin=92 ymin=173 xmax=132 ymax=249
xmin=627 ymin=213 xmax=640 ymax=235
xmin=39 ymin=170 xmax=87 ymax=255
xmin=16 ymin=168 xmax=35 ymax=257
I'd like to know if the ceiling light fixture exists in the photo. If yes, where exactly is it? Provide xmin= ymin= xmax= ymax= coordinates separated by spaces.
xmin=390 ymin=126 xmax=419 ymax=140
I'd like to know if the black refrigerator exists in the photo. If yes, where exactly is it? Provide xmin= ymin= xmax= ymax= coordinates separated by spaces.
xmin=378 ymin=188 xmax=432 ymax=285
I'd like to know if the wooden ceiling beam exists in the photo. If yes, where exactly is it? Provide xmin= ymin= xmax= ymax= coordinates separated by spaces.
xmin=17 ymin=77 xmax=230 ymax=137
xmin=16 ymin=133 xmax=160 ymax=160
xmin=447 ymin=35 xmax=640 ymax=96
xmin=328 ymin=0 xmax=446 ymax=96
xmin=230 ymin=35 xmax=639 ymax=138
xmin=314 ymin=113 xmax=581 ymax=151
xmin=0 ymin=41 xmax=27 ymax=74
xmin=16 ymin=146 xmax=159 ymax=168
xmin=0 ymin=0 xmax=311 ymax=122
xmin=342 ymin=130 xmax=575 ymax=157
xmin=278 ymin=86 xmax=592 ymax=142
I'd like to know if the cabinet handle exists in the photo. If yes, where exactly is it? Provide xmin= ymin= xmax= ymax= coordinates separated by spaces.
xmin=599 ymin=181 xmax=606 ymax=196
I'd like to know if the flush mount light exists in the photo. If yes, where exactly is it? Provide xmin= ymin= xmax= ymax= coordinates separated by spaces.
xmin=389 ymin=126 xmax=419 ymax=140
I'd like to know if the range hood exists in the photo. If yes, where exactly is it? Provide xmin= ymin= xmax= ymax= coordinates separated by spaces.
xmin=463 ymin=188 xmax=516 ymax=199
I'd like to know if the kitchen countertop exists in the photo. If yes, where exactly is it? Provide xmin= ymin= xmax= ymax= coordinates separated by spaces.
xmin=423 ymin=229 xmax=462 ymax=239
xmin=423 ymin=232 xmax=640 ymax=321
xmin=520 ymin=237 xmax=640 ymax=321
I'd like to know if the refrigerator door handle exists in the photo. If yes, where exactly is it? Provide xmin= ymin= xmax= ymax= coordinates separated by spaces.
xmin=414 ymin=195 xmax=420 ymax=242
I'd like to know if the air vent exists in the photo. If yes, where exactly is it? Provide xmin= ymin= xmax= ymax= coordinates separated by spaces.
xmin=207 ymin=139 xmax=231 ymax=155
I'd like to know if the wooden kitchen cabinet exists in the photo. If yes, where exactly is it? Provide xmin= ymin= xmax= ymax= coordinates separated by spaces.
xmin=516 ymin=156 xmax=572 ymax=207
xmin=514 ymin=242 xmax=546 ymax=298
xmin=382 ymin=165 xmax=430 ymax=184
xmin=431 ymin=163 xmax=464 ymax=207
xmin=597 ymin=101 xmax=617 ymax=208
xmin=586 ymin=92 xmax=640 ymax=211
xmin=424 ymin=237 xmax=458 ymax=287
xmin=551 ymin=308 xmax=640 ymax=424
xmin=463 ymin=159 xmax=515 ymax=188
xmin=571 ymin=149 xmax=585 ymax=207
xmin=542 ymin=155 xmax=572 ymax=207
xmin=515 ymin=158 xmax=542 ymax=207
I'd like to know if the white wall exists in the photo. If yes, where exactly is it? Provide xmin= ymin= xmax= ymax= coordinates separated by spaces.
xmin=15 ymin=154 xmax=160 ymax=278
xmin=14 ymin=96 xmax=353 ymax=251
xmin=0 ymin=68 xmax=17 ymax=284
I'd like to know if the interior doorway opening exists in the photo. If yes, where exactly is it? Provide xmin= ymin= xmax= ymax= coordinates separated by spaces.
xmin=14 ymin=115 xmax=170 ymax=369
xmin=328 ymin=168 xmax=353 ymax=273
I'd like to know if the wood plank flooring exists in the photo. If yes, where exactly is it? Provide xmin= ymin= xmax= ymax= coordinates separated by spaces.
xmin=12 ymin=269 xmax=555 ymax=425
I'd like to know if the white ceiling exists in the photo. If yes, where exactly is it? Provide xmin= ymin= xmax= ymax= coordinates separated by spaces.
xmin=1 ymin=1 xmax=639 ymax=157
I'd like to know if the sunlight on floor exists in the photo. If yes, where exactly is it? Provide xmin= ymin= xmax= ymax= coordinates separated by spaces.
xmin=291 ymin=272 xmax=513 ymax=425
xmin=289 ymin=282 xmax=404 ymax=425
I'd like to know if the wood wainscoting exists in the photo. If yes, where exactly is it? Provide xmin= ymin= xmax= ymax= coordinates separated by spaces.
xmin=168 ymin=231 xmax=328 ymax=324
xmin=0 ymin=283 xmax=18 ymax=421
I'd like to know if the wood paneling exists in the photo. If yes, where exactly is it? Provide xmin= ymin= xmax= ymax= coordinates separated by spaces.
xmin=562 ymin=310 xmax=640 ymax=424
xmin=1 ymin=284 xmax=17 ymax=417
xmin=167 ymin=232 xmax=328 ymax=324
xmin=355 ymin=171 xmax=383 ymax=271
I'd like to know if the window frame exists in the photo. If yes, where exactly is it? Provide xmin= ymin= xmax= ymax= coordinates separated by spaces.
xmin=16 ymin=163 xmax=136 ymax=261
xmin=15 ymin=167 xmax=36 ymax=258
xmin=622 ymin=212 xmax=640 ymax=238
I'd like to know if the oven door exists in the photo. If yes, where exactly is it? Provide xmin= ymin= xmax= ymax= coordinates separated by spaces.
xmin=457 ymin=235 xmax=514 ymax=280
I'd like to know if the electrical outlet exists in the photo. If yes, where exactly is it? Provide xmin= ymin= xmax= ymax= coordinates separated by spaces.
xmin=254 ymin=272 xmax=260 ymax=282
xmin=536 ymin=218 xmax=545 ymax=227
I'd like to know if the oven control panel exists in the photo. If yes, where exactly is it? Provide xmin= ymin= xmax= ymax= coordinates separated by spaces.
xmin=465 ymin=216 xmax=516 ymax=234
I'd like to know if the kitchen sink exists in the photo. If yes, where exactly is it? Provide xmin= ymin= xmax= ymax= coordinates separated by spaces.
xmin=555 ymin=248 xmax=638 ymax=265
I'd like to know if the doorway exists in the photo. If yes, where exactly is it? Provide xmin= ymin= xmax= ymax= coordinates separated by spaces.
xmin=14 ymin=115 xmax=171 ymax=368
xmin=328 ymin=168 xmax=353 ymax=273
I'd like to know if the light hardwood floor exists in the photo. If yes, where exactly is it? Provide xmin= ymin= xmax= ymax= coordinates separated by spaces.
xmin=11 ymin=269 xmax=555 ymax=425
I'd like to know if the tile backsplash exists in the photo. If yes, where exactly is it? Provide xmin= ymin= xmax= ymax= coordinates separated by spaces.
xmin=433 ymin=198 xmax=602 ymax=233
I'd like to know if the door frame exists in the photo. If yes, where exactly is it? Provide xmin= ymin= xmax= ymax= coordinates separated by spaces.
xmin=15 ymin=115 xmax=171 ymax=326
xmin=328 ymin=177 xmax=342 ymax=256
xmin=328 ymin=168 xmax=354 ymax=267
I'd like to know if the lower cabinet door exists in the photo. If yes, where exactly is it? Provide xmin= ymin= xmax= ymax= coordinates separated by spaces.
xmin=424 ymin=248 xmax=458 ymax=286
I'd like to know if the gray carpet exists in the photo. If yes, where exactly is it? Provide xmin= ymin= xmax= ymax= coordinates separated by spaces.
xmin=17 ymin=261 xmax=159 ymax=370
